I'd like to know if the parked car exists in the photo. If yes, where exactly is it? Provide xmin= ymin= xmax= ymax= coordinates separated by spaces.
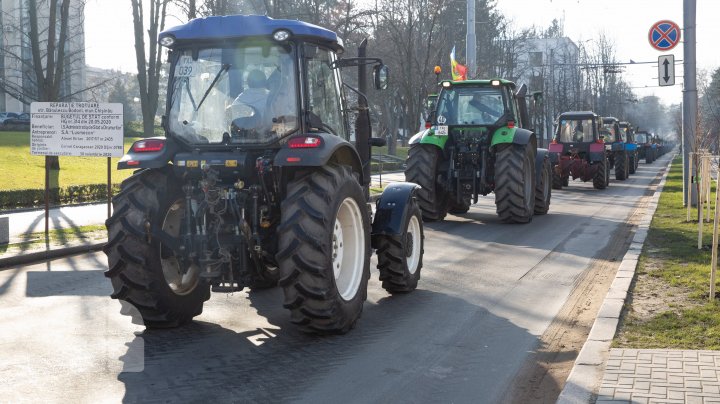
xmin=2 ymin=112 xmax=29 ymax=130
xmin=0 ymin=112 xmax=19 ymax=124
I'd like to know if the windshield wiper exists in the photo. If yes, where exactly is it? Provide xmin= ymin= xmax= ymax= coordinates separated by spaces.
xmin=195 ymin=63 xmax=230 ymax=112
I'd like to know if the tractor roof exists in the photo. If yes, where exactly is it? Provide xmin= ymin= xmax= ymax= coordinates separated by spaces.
xmin=159 ymin=15 xmax=343 ymax=52
xmin=558 ymin=111 xmax=599 ymax=120
xmin=602 ymin=116 xmax=620 ymax=123
xmin=442 ymin=79 xmax=516 ymax=89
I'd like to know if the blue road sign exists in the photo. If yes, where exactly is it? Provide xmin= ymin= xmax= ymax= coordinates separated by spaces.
xmin=648 ymin=20 xmax=681 ymax=51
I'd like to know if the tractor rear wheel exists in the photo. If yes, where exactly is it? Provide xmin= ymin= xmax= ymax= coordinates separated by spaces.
xmin=376 ymin=197 xmax=424 ymax=293
xmin=277 ymin=164 xmax=370 ymax=334
xmin=104 ymin=167 xmax=210 ymax=328
xmin=534 ymin=157 xmax=551 ymax=215
xmin=629 ymin=154 xmax=636 ymax=174
xmin=593 ymin=158 xmax=609 ymax=189
xmin=646 ymin=149 xmax=654 ymax=164
xmin=494 ymin=143 xmax=536 ymax=223
xmin=405 ymin=145 xmax=448 ymax=221
xmin=615 ymin=152 xmax=628 ymax=180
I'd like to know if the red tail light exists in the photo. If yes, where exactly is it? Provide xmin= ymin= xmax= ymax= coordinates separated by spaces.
xmin=288 ymin=136 xmax=323 ymax=148
xmin=132 ymin=139 xmax=165 ymax=152
xmin=551 ymin=138 xmax=558 ymax=144
xmin=425 ymin=121 xmax=432 ymax=129
xmin=507 ymin=120 xmax=515 ymax=129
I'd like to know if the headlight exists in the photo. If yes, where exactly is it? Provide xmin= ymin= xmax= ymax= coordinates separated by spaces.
xmin=273 ymin=30 xmax=291 ymax=42
xmin=159 ymin=36 xmax=175 ymax=47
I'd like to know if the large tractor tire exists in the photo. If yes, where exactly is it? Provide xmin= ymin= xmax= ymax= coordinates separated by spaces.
xmin=375 ymin=198 xmax=424 ymax=293
xmin=534 ymin=157 xmax=552 ymax=215
xmin=593 ymin=158 xmax=609 ymax=189
xmin=277 ymin=164 xmax=370 ymax=334
xmin=615 ymin=152 xmax=628 ymax=181
xmin=405 ymin=145 xmax=448 ymax=221
xmin=551 ymin=165 xmax=563 ymax=190
xmin=494 ymin=143 xmax=536 ymax=223
xmin=629 ymin=154 xmax=636 ymax=174
xmin=104 ymin=167 xmax=210 ymax=328
xmin=646 ymin=149 xmax=654 ymax=164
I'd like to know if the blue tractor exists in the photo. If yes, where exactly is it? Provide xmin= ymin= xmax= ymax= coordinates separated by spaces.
xmin=602 ymin=116 xmax=630 ymax=180
xmin=619 ymin=121 xmax=638 ymax=174
xmin=103 ymin=15 xmax=425 ymax=334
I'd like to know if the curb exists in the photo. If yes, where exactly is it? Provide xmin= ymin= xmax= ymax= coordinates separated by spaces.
xmin=0 ymin=241 xmax=105 ymax=269
xmin=556 ymin=152 xmax=675 ymax=403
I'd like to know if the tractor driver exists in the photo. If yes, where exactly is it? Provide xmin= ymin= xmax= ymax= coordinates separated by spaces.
xmin=468 ymin=92 xmax=502 ymax=123
xmin=573 ymin=122 xmax=585 ymax=141
xmin=232 ymin=69 xmax=270 ymax=116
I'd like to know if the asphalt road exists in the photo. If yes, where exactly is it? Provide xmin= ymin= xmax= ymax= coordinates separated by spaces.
xmin=0 ymin=156 xmax=670 ymax=403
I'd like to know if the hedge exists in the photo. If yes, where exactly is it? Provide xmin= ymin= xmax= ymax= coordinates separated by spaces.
xmin=0 ymin=183 xmax=121 ymax=210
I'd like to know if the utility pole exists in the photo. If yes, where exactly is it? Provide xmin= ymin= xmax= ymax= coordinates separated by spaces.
xmin=466 ymin=0 xmax=476 ymax=79
xmin=683 ymin=0 xmax=697 ymax=206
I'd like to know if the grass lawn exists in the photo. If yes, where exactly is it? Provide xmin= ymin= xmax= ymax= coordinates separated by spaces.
xmin=614 ymin=156 xmax=720 ymax=349
xmin=0 ymin=131 xmax=140 ymax=190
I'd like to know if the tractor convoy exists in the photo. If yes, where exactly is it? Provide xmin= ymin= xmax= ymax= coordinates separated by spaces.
xmin=103 ymin=13 xmax=669 ymax=335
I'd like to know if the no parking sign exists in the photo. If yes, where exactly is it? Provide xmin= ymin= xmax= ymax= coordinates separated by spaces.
xmin=648 ymin=20 xmax=681 ymax=51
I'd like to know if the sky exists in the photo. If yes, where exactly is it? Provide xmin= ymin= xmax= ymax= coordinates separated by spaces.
xmin=84 ymin=0 xmax=720 ymax=106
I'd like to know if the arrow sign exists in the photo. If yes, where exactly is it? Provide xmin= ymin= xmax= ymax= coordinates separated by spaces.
xmin=658 ymin=54 xmax=675 ymax=86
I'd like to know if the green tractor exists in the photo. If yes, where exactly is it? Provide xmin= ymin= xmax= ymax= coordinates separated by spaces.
xmin=103 ymin=15 xmax=425 ymax=335
xmin=405 ymin=79 xmax=551 ymax=223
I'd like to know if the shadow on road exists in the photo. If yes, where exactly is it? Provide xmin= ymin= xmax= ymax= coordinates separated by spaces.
xmin=116 ymin=289 xmax=548 ymax=403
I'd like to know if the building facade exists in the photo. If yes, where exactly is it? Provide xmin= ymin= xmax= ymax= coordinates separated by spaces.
xmin=0 ymin=0 xmax=85 ymax=112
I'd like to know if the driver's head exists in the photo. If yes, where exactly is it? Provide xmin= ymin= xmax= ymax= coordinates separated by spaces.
xmin=246 ymin=69 xmax=266 ymax=89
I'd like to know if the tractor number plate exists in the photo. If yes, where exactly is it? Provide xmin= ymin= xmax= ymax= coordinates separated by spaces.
xmin=436 ymin=125 xmax=448 ymax=136
xmin=176 ymin=56 xmax=196 ymax=77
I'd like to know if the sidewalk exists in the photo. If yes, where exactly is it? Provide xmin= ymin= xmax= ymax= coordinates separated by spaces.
xmin=0 ymin=203 xmax=108 ymax=268
xmin=558 ymin=151 xmax=720 ymax=404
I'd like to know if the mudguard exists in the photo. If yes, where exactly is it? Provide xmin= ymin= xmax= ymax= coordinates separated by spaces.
xmin=491 ymin=127 xmax=534 ymax=147
xmin=589 ymin=143 xmax=606 ymax=162
xmin=410 ymin=127 xmax=447 ymax=149
xmin=117 ymin=137 xmax=179 ymax=170
xmin=371 ymin=182 xmax=420 ymax=247
xmin=535 ymin=149 xmax=550 ymax=187
xmin=626 ymin=143 xmax=638 ymax=151
xmin=275 ymin=133 xmax=363 ymax=181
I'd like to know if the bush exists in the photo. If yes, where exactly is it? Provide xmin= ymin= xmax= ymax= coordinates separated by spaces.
xmin=0 ymin=183 xmax=121 ymax=210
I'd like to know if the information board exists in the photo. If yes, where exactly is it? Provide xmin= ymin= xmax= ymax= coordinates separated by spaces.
xmin=30 ymin=102 xmax=124 ymax=157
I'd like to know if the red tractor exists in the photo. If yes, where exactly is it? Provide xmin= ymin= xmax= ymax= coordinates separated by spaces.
xmin=548 ymin=111 xmax=610 ymax=190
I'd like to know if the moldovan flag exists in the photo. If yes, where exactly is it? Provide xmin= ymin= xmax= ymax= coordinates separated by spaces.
xmin=450 ymin=46 xmax=467 ymax=81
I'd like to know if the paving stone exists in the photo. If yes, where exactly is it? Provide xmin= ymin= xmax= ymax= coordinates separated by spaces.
xmin=588 ymin=317 xmax=619 ymax=341
xmin=597 ymin=299 xmax=625 ymax=319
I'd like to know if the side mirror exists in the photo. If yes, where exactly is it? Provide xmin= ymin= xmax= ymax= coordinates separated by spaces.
xmin=373 ymin=64 xmax=389 ymax=90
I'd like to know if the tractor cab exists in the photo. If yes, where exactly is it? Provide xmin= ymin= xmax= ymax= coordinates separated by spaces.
xmin=602 ymin=116 xmax=631 ymax=180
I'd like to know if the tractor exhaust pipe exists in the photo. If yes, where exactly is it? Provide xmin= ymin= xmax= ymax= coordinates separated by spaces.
xmin=355 ymin=38 xmax=371 ymax=184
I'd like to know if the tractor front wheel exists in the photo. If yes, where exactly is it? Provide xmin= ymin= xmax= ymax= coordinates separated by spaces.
xmin=376 ymin=197 xmax=424 ymax=293
xmin=277 ymin=164 xmax=370 ymax=334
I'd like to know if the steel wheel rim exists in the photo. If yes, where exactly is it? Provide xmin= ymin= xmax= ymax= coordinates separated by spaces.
xmin=332 ymin=197 xmax=364 ymax=301
xmin=406 ymin=215 xmax=421 ymax=274
xmin=161 ymin=200 xmax=199 ymax=296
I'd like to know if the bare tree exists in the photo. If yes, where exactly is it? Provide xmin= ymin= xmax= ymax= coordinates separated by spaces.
xmin=131 ymin=0 xmax=170 ymax=137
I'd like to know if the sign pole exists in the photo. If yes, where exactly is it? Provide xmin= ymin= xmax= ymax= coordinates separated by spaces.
xmin=107 ymin=157 xmax=112 ymax=219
